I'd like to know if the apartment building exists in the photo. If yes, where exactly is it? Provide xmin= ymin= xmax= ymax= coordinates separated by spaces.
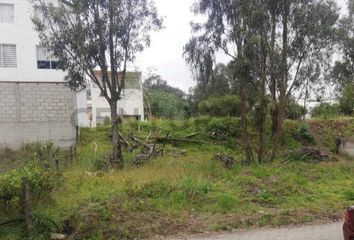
xmin=90 ymin=71 xmax=144 ymax=127
xmin=0 ymin=0 xmax=88 ymax=148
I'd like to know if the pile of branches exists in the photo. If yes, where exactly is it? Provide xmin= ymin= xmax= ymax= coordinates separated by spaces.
xmin=129 ymin=132 xmax=203 ymax=166
xmin=213 ymin=153 xmax=236 ymax=169
xmin=131 ymin=134 xmax=167 ymax=166
xmin=282 ymin=147 xmax=331 ymax=165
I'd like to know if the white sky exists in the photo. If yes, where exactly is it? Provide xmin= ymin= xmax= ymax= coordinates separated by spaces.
xmin=135 ymin=0 xmax=348 ymax=93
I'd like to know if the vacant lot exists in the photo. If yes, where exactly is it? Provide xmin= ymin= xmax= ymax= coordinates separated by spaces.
xmin=1 ymin=117 xmax=354 ymax=239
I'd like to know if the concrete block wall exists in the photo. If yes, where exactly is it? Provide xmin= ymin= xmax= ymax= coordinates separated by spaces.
xmin=0 ymin=82 xmax=77 ymax=148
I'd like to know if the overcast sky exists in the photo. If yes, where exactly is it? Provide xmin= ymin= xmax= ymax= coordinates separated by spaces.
xmin=135 ymin=0 xmax=348 ymax=93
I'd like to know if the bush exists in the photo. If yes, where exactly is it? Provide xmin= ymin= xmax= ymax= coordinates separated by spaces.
xmin=198 ymin=95 xmax=241 ymax=117
xmin=339 ymin=83 xmax=354 ymax=115
xmin=207 ymin=117 xmax=241 ymax=140
xmin=0 ymin=162 xmax=59 ymax=215
xmin=295 ymin=124 xmax=315 ymax=144
xmin=285 ymin=99 xmax=307 ymax=120
xmin=311 ymin=103 xmax=340 ymax=118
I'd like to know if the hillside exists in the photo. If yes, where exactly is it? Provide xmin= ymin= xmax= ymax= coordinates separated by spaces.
xmin=0 ymin=117 xmax=354 ymax=239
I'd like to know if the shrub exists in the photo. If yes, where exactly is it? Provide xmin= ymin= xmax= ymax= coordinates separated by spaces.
xmin=311 ymin=103 xmax=340 ymax=118
xmin=207 ymin=117 xmax=241 ymax=140
xmin=198 ymin=95 xmax=241 ymax=117
xmin=294 ymin=124 xmax=315 ymax=144
xmin=0 ymin=162 xmax=59 ymax=215
xmin=285 ymin=99 xmax=307 ymax=120
xmin=339 ymin=83 xmax=354 ymax=115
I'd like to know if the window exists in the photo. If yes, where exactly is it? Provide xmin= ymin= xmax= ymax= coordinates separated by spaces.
xmin=36 ymin=46 xmax=59 ymax=69
xmin=0 ymin=44 xmax=17 ymax=68
xmin=0 ymin=4 xmax=14 ymax=23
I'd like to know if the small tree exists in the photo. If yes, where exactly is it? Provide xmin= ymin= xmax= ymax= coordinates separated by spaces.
xmin=31 ymin=0 xmax=163 ymax=168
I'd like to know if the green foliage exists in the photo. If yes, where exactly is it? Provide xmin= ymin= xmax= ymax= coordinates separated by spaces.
xmin=198 ymin=95 xmax=241 ymax=117
xmin=145 ymin=90 xmax=188 ymax=119
xmin=295 ymin=124 xmax=315 ymax=144
xmin=207 ymin=117 xmax=241 ymax=140
xmin=344 ymin=189 xmax=354 ymax=201
xmin=102 ymin=117 xmax=111 ymax=126
xmin=0 ymin=162 xmax=59 ymax=215
xmin=311 ymin=103 xmax=341 ymax=118
xmin=3 ymin=118 xmax=354 ymax=239
xmin=339 ymin=83 xmax=354 ymax=115
xmin=285 ymin=99 xmax=307 ymax=120
xmin=144 ymin=74 xmax=188 ymax=120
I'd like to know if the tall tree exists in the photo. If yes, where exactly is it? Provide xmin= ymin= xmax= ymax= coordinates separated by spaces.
xmin=31 ymin=0 xmax=162 ymax=168
xmin=185 ymin=0 xmax=339 ymax=163
xmin=331 ymin=0 xmax=354 ymax=92
xmin=184 ymin=0 xmax=267 ymax=164
xmin=269 ymin=0 xmax=339 ymax=160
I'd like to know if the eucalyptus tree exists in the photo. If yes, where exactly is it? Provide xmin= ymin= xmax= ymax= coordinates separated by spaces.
xmin=269 ymin=0 xmax=339 ymax=160
xmin=331 ymin=0 xmax=354 ymax=92
xmin=185 ymin=0 xmax=339 ymax=163
xmin=31 ymin=0 xmax=163 ymax=168
xmin=184 ymin=0 xmax=270 ymax=163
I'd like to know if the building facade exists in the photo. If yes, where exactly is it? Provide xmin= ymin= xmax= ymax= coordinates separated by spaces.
xmin=91 ymin=71 xmax=144 ymax=127
xmin=0 ymin=0 xmax=88 ymax=148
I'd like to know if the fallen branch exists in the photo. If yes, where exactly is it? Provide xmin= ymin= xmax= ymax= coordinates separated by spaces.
xmin=153 ymin=137 xmax=204 ymax=144
xmin=146 ymin=132 xmax=152 ymax=141
xmin=131 ymin=135 xmax=151 ymax=150
xmin=119 ymin=132 xmax=130 ymax=147
xmin=184 ymin=131 xmax=200 ymax=138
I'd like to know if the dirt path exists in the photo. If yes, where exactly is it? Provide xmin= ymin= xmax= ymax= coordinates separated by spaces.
xmin=168 ymin=222 xmax=343 ymax=240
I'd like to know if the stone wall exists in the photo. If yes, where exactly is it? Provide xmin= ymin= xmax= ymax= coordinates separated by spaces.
xmin=339 ymin=138 xmax=354 ymax=157
xmin=0 ymin=82 xmax=77 ymax=148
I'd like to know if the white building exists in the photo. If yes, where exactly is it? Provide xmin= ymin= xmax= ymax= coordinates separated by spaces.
xmin=91 ymin=71 xmax=144 ymax=127
xmin=0 ymin=0 xmax=88 ymax=148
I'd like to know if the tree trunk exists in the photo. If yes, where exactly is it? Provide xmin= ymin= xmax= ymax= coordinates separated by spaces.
xmin=110 ymin=101 xmax=123 ymax=168
xmin=240 ymin=85 xmax=254 ymax=164
xmin=269 ymin=8 xmax=278 ymax=137
xmin=303 ymin=78 xmax=309 ymax=120
xmin=271 ymin=0 xmax=289 ymax=161
xmin=258 ymin=27 xmax=267 ymax=164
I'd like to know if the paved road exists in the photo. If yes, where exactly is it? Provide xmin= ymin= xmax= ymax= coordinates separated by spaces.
xmin=170 ymin=222 xmax=343 ymax=240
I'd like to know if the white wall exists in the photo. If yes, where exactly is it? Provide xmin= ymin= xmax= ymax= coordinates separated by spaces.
xmin=0 ymin=0 xmax=90 ymax=127
xmin=0 ymin=0 xmax=67 ymax=82
xmin=76 ymin=90 xmax=90 ymax=127
xmin=91 ymin=76 xmax=145 ymax=127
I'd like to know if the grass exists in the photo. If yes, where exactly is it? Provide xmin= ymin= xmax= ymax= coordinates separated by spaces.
xmin=0 ymin=117 xmax=354 ymax=239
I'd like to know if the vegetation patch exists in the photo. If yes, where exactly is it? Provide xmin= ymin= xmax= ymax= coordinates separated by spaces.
xmin=1 ymin=118 xmax=354 ymax=239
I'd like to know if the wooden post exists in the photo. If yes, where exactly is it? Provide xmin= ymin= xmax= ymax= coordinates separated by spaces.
xmin=70 ymin=147 xmax=73 ymax=164
xmin=55 ymin=159 xmax=60 ymax=171
xmin=76 ymin=125 xmax=80 ymax=144
xmin=21 ymin=177 xmax=33 ymax=238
